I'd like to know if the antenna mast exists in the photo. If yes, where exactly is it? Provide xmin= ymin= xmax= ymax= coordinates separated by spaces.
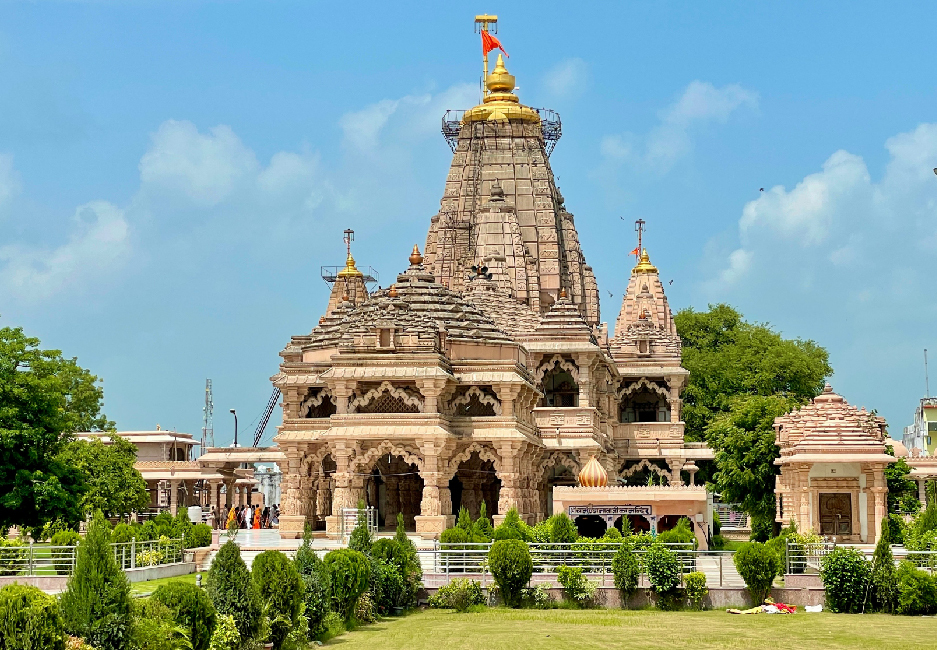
xmin=202 ymin=379 xmax=214 ymax=455
xmin=926 ymin=349 xmax=930 ymax=398
xmin=635 ymin=219 xmax=646 ymax=260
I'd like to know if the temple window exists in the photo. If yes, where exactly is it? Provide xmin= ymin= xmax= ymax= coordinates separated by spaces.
xmin=542 ymin=368 xmax=579 ymax=408
xmin=299 ymin=388 xmax=337 ymax=419
xmin=620 ymin=388 xmax=670 ymax=423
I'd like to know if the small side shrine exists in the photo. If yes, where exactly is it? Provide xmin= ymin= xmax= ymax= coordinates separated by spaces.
xmin=552 ymin=456 xmax=712 ymax=548
xmin=774 ymin=384 xmax=895 ymax=543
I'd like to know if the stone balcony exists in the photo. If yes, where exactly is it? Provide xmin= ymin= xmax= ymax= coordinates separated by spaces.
xmin=534 ymin=406 xmax=606 ymax=450
xmin=614 ymin=421 xmax=686 ymax=451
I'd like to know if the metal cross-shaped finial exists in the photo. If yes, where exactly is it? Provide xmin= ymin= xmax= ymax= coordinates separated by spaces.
xmin=343 ymin=229 xmax=354 ymax=257
xmin=635 ymin=219 xmax=645 ymax=260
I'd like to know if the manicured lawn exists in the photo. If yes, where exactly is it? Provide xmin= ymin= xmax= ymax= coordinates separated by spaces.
xmin=325 ymin=608 xmax=937 ymax=649
xmin=129 ymin=572 xmax=197 ymax=596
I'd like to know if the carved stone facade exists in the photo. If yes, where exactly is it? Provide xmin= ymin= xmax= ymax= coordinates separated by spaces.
xmin=271 ymin=53 xmax=713 ymax=540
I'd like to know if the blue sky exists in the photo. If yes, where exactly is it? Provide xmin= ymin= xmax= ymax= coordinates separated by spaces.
xmin=3 ymin=1 xmax=937 ymax=444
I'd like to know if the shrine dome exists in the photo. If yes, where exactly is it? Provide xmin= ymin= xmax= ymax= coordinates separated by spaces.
xmin=578 ymin=456 xmax=608 ymax=488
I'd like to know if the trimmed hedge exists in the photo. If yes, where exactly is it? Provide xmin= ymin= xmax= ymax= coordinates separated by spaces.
xmin=151 ymin=580 xmax=217 ymax=650
xmin=205 ymin=540 xmax=262 ymax=643
xmin=733 ymin=541 xmax=780 ymax=605
xmin=820 ymin=547 xmax=870 ymax=614
xmin=611 ymin=541 xmax=639 ymax=600
xmin=0 ymin=584 xmax=66 ymax=650
xmin=488 ymin=539 xmax=532 ymax=607
xmin=251 ymin=550 xmax=303 ymax=649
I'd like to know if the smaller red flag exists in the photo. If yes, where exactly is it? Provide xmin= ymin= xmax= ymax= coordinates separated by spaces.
xmin=481 ymin=30 xmax=509 ymax=57
xmin=630 ymin=246 xmax=640 ymax=257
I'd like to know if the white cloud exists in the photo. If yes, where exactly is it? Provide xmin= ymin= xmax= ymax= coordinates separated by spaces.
xmin=139 ymin=120 xmax=259 ymax=206
xmin=602 ymin=81 xmax=758 ymax=173
xmin=543 ymin=58 xmax=588 ymax=97
xmin=0 ymin=154 xmax=21 ymax=210
xmin=0 ymin=200 xmax=130 ymax=300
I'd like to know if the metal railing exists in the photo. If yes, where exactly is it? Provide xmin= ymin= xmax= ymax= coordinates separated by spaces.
xmin=339 ymin=507 xmax=378 ymax=541
xmin=784 ymin=539 xmax=835 ymax=575
xmin=419 ymin=543 xmax=746 ymax=589
xmin=0 ymin=537 xmax=186 ymax=577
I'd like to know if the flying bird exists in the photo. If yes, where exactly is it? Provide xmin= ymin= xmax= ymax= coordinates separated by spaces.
xmin=759 ymin=188 xmax=764 ymax=192
xmin=669 ymin=280 xmax=673 ymax=285
xmin=933 ymin=168 xmax=937 ymax=176
xmin=607 ymin=290 xmax=614 ymax=298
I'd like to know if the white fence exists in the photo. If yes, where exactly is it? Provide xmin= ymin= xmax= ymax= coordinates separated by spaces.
xmin=0 ymin=537 xmax=186 ymax=577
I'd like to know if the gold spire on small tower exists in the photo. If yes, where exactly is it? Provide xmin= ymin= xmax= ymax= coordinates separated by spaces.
xmin=337 ymin=228 xmax=363 ymax=278
xmin=633 ymin=249 xmax=658 ymax=274
xmin=409 ymin=244 xmax=424 ymax=266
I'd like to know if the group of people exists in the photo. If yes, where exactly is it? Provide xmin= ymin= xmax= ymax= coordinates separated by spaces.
xmin=211 ymin=503 xmax=280 ymax=530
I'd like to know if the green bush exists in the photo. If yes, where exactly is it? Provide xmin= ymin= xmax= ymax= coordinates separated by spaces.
xmin=897 ymin=561 xmax=937 ymax=615
xmin=440 ymin=527 xmax=469 ymax=547
xmin=393 ymin=513 xmax=423 ymax=609
xmin=645 ymin=543 xmax=682 ymax=608
xmin=870 ymin=518 xmax=898 ymax=613
xmin=111 ymin=522 xmax=136 ymax=544
xmin=172 ymin=508 xmax=193 ymax=540
xmin=491 ymin=508 xmax=529 ymax=542
xmin=205 ymin=540 xmax=262 ymax=644
xmin=354 ymin=592 xmax=376 ymax=624
xmin=733 ymin=541 xmax=780 ymax=605
xmin=323 ymin=549 xmax=370 ymax=622
xmin=184 ymin=523 xmax=212 ymax=549
xmin=60 ymin=511 xmax=134 ymax=650
xmin=520 ymin=584 xmax=554 ymax=609
xmin=602 ymin=527 xmax=622 ymax=541
xmin=684 ymin=571 xmax=708 ymax=610
xmin=456 ymin=507 xmax=473 ymax=531
xmin=749 ymin=514 xmax=772 ymax=543
xmin=474 ymin=502 xmax=494 ymax=541
xmin=612 ymin=541 xmax=639 ymax=601
xmin=549 ymin=513 xmax=578 ymax=543
xmin=0 ymin=584 xmax=66 ymax=650
xmin=0 ymin=538 xmax=26 ymax=576
xmin=151 ymin=580 xmax=217 ymax=650
xmin=820 ymin=547 xmax=871 ymax=613
xmin=51 ymin=530 xmax=81 ymax=575
xmin=251 ymin=550 xmax=303 ymax=649
xmin=371 ymin=538 xmax=403 ymax=567
xmin=369 ymin=557 xmax=404 ymax=614
xmin=294 ymin=530 xmax=322 ymax=578
xmin=301 ymin=570 xmax=330 ymax=639
xmin=348 ymin=503 xmax=372 ymax=555
xmin=207 ymin=613 xmax=240 ymax=650
xmin=427 ymin=578 xmax=485 ymax=612
xmin=557 ymin=565 xmax=597 ymax=607
xmin=657 ymin=517 xmax=697 ymax=548
xmin=488 ymin=539 xmax=532 ymax=607
xmin=132 ymin=598 xmax=195 ymax=650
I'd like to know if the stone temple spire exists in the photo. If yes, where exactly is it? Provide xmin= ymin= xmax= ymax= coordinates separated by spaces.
xmin=424 ymin=52 xmax=600 ymax=327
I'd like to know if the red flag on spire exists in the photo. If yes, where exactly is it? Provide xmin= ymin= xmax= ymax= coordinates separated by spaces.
xmin=481 ymin=30 xmax=508 ymax=57
xmin=630 ymin=246 xmax=640 ymax=258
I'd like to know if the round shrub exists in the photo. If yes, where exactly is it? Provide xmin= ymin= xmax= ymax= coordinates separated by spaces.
xmin=820 ymin=547 xmax=871 ymax=613
xmin=322 ymin=549 xmax=370 ymax=622
xmin=897 ymin=561 xmax=937 ymax=615
xmin=251 ymin=550 xmax=303 ymax=649
xmin=602 ymin=527 xmax=622 ymax=541
xmin=0 ymin=584 xmax=66 ymax=650
xmin=612 ymin=541 xmax=639 ymax=600
xmin=185 ymin=523 xmax=212 ymax=549
xmin=427 ymin=578 xmax=485 ymax=612
xmin=371 ymin=539 xmax=404 ymax=567
xmin=645 ymin=543 xmax=682 ymax=607
xmin=440 ymin=527 xmax=468 ymax=547
xmin=491 ymin=508 xmax=529 ymax=542
xmin=151 ymin=580 xmax=217 ymax=650
xmin=657 ymin=517 xmax=697 ymax=548
xmin=111 ymin=523 xmax=136 ymax=545
xmin=549 ymin=513 xmax=578 ymax=543
xmin=205 ymin=540 xmax=261 ymax=644
xmin=683 ymin=571 xmax=708 ymax=610
xmin=733 ymin=541 xmax=780 ymax=605
xmin=50 ymin=530 xmax=81 ymax=575
xmin=488 ymin=539 xmax=532 ymax=607
xmin=369 ymin=557 xmax=404 ymax=614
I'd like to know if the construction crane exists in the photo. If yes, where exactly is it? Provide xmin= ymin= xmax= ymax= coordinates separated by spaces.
xmin=252 ymin=387 xmax=281 ymax=448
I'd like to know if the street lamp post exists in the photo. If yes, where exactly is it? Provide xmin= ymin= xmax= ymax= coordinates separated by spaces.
xmin=230 ymin=409 xmax=238 ymax=448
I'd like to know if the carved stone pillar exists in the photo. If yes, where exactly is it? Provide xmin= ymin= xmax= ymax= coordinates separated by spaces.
xmin=575 ymin=354 xmax=591 ymax=408
xmin=331 ymin=382 xmax=354 ymax=415
xmin=415 ymin=444 xmax=454 ymax=538
xmin=278 ymin=452 xmax=306 ymax=539
xmin=493 ymin=383 xmax=522 ymax=419
xmin=493 ymin=442 xmax=523 ymax=525
xmin=169 ymin=480 xmax=179 ymax=516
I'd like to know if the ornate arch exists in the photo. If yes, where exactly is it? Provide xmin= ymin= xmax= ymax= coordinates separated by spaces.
xmin=618 ymin=378 xmax=670 ymax=399
xmin=350 ymin=440 xmax=424 ymax=472
xmin=534 ymin=354 xmax=579 ymax=384
xmin=537 ymin=451 xmax=581 ymax=481
xmin=349 ymin=381 xmax=424 ymax=413
xmin=446 ymin=442 xmax=501 ymax=477
xmin=300 ymin=388 xmax=337 ymax=418
xmin=619 ymin=459 xmax=673 ymax=481
xmin=450 ymin=386 xmax=502 ymax=416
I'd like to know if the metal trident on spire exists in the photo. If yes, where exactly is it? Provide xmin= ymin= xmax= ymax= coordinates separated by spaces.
xmin=343 ymin=228 xmax=354 ymax=257
xmin=635 ymin=219 xmax=646 ymax=260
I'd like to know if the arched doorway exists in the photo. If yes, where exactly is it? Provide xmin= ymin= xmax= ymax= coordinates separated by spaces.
xmin=574 ymin=515 xmax=607 ymax=538
xmin=539 ymin=462 xmax=577 ymax=518
xmin=363 ymin=454 xmax=423 ymax=532
xmin=450 ymin=450 xmax=500 ymax=519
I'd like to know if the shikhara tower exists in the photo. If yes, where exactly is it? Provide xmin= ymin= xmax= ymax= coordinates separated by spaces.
xmin=424 ymin=54 xmax=600 ymax=327
xmin=270 ymin=19 xmax=713 ymax=544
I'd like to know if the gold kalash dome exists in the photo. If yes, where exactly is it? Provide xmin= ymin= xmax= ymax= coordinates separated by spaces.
xmin=462 ymin=54 xmax=541 ymax=124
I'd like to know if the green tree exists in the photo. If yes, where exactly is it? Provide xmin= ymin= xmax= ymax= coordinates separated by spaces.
xmin=705 ymin=395 xmax=799 ymax=535
xmin=0 ymin=325 xmax=113 ymax=530
xmin=675 ymin=304 xmax=831 ymax=441
xmin=59 ymin=511 xmax=134 ymax=650
xmin=205 ymin=540 xmax=262 ymax=644
xmin=57 ymin=435 xmax=148 ymax=519
xmin=884 ymin=447 xmax=920 ymax=514
xmin=251 ymin=550 xmax=302 ymax=649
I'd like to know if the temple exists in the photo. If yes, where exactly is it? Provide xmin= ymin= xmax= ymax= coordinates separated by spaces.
xmin=270 ymin=35 xmax=714 ymax=542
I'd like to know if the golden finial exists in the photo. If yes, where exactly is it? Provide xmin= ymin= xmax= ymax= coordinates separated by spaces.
xmin=486 ymin=54 xmax=514 ymax=93
xmin=388 ymin=286 xmax=398 ymax=298
xmin=337 ymin=228 xmax=363 ymax=278
xmin=633 ymin=248 xmax=658 ymax=274
xmin=559 ymin=288 xmax=567 ymax=299
xmin=409 ymin=244 xmax=423 ymax=266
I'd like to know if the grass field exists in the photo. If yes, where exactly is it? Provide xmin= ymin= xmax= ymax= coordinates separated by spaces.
xmin=323 ymin=608 xmax=937 ymax=650
xmin=129 ymin=572 xmax=197 ymax=596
